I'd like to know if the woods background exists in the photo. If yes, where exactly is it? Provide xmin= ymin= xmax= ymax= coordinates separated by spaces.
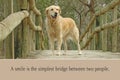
xmin=0 ymin=0 xmax=120 ymax=59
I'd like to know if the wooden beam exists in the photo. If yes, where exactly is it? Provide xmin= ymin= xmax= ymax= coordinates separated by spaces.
xmin=0 ymin=11 xmax=29 ymax=42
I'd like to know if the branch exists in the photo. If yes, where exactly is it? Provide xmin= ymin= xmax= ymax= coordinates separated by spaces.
xmin=27 ymin=0 xmax=43 ymax=31
xmin=28 ymin=0 xmax=41 ymax=16
xmin=27 ymin=16 xmax=42 ymax=31
xmin=72 ymin=7 xmax=80 ymax=15
xmin=79 ymin=0 xmax=89 ymax=7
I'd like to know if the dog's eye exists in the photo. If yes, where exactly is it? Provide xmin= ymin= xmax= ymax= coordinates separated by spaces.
xmin=51 ymin=9 xmax=53 ymax=11
xmin=56 ymin=9 xmax=59 ymax=11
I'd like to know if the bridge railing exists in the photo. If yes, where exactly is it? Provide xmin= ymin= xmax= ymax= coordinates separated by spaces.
xmin=0 ymin=0 xmax=43 ymax=59
xmin=80 ymin=0 xmax=120 ymax=52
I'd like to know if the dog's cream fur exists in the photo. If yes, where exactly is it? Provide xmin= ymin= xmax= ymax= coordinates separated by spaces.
xmin=45 ymin=5 xmax=82 ymax=55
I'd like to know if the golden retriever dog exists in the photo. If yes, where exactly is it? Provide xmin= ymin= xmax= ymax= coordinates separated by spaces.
xmin=45 ymin=5 xmax=82 ymax=55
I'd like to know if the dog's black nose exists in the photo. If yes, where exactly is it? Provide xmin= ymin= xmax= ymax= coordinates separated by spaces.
xmin=55 ymin=12 xmax=57 ymax=16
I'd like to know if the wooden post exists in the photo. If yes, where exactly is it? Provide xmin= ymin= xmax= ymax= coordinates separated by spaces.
xmin=118 ymin=25 xmax=120 ymax=52
xmin=112 ymin=6 xmax=118 ymax=52
xmin=93 ymin=20 xmax=96 ymax=50
xmin=29 ymin=11 xmax=35 ymax=51
xmin=90 ymin=12 xmax=95 ymax=50
xmin=11 ymin=0 xmax=14 ymax=59
xmin=5 ymin=0 xmax=12 ymax=59
xmin=35 ymin=15 xmax=41 ymax=50
xmin=16 ymin=24 xmax=22 ymax=58
xmin=35 ymin=15 xmax=43 ymax=50
xmin=0 ymin=0 xmax=4 ymax=58
xmin=14 ymin=0 xmax=22 ymax=58
xmin=90 ymin=20 xmax=96 ymax=50
xmin=102 ymin=13 xmax=108 ymax=51
xmin=32 ymin=13 xmax=36 ymax=51
xmin=20 ymin=0 xmax=29 ymax=58
xmin=95 ymin=17 xmax=101 ymax=50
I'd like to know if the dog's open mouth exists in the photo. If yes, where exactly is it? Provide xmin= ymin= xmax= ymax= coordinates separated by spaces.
xmin=51 ymin=15 xmax=57 ymax=19
xmin=51 ymin=13 xmax=58 ymax=19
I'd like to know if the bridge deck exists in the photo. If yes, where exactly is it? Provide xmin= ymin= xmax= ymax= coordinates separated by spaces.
xmin=28 ymin=50 xmax=120 ymax=60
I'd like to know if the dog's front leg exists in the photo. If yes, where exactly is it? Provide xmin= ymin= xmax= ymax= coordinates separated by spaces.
xmin=49 ymin=39 xmax=55 ymax=55
xmin=63 ymin=40 xmax=67 ymax=55
xmin=56 ymin=37 xmax=63 ymax=56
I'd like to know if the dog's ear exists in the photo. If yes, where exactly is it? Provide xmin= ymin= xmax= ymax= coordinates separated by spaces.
xmin=45 ymin=7 xmax=49 ymax=15
xmin=58 ymin=6 xmax=61 ymax=14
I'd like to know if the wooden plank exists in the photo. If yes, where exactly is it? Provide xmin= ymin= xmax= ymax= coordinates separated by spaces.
xmin=27 ymin=50 xmax=120 ymax=59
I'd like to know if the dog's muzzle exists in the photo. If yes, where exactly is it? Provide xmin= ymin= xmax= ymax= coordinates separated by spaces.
xmin=51 ymin=12 xmax=58 ymax=18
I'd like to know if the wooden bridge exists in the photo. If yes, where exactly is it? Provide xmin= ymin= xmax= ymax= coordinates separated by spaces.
xmin=26 ymin=50 xmax=120 ymax=60
xmin=0 ymin=0 xmax=120 ymax=59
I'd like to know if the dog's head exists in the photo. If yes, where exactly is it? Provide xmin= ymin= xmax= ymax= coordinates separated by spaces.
xmin=45 ymin=5 xmax=61 ymax=19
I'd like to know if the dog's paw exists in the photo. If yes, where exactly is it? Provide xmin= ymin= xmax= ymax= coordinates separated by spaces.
xmin=56 ymin=52 xmax=61 ymax=56
xmin=78 ymin=51 xmax=82 ymax=55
